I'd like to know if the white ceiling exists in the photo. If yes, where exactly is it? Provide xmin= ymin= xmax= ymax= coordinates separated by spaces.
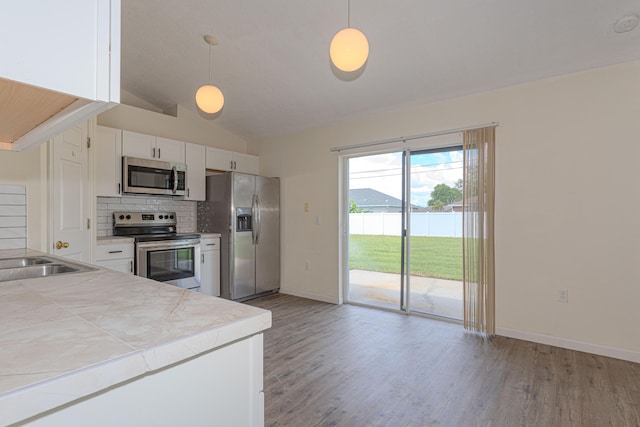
xmin=121 ymin=0 xmax=640 ymax=142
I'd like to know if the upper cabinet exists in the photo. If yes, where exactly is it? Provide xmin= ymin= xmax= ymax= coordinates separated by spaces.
xmin=184 ymin=143 xmax=206 ymax=201
xmin=206 ymin=147 xmax=259 ymax=175
xmin=95 ymin=126 xmax=122 ymax=197
xmin=156 ymin=137 xmax=186 ymax=163
xmin=0 ymin=0 xmax=120 ymax=152
xmin=122 ymin=131 xmax=185 ymax=163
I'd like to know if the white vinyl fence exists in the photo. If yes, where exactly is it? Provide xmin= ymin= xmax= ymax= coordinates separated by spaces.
xmin=349 ymin=212 xmax=462 ymax=237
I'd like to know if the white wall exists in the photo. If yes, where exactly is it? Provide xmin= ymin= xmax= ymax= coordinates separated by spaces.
xmin=0 ymin=145 xmax=46 ymax=250
xmin=97 ymin=103 xmax=248 ymax=152
xmin=251 ymin=61 xmax=640 ymax=361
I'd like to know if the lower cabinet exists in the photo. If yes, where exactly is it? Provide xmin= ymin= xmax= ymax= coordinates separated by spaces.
xmin=95 ymin=240 xmax=134 ymax=274
xmin=22 ymin=333 xmax=265 ymax=427
xmin=200 ymin=235 xmax=220 ymax=297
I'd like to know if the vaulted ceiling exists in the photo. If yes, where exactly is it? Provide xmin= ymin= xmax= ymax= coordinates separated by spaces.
xmin=121 ymin=0 xmax=640 ymax=142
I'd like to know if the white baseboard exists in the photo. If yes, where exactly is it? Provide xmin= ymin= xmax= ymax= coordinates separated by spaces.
xmin=279 ymin=288 xmax=340 ymax=305
xmin=496 ymin=327 xmax=640 ymax=364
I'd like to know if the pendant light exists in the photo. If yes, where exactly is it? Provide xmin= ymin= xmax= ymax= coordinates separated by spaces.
xmin=330 ymin=0 xmax=369 ymax=72
xmin=196 ymin=35 xmax=224 ymax=114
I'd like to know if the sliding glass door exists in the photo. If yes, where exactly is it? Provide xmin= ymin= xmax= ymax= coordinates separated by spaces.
xmin=406 ymin=148 xmax=463 ymax=319
xmin=347 ymin=151 xmax=405 ymax=311
xmin=346 ymin=146 xmax=463 ymax=320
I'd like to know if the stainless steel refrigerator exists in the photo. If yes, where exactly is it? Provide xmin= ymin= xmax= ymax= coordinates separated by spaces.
xmin=198 ymin=172 xmax=280 ymax=301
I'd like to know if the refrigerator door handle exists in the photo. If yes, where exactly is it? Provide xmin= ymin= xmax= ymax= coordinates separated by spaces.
xmin=255 ymin=194 xmax=261 ymax=245
xmin=251 ymin=194 xmax=258 ymax=245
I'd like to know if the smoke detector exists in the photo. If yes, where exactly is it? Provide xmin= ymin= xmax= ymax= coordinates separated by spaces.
xmin=614 ymin=14 xmax=639 ymax=33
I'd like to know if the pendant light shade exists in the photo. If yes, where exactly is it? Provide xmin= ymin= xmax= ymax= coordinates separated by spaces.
xmin=330 ymin=0 xmax=369 ymax=72
xmin=196 ymin=35 xmax=224 ymax=114
xmin=330 ymin=27 xmax=369 ymax=72
xmin=196 ymin=84 xmax=224 ymax=114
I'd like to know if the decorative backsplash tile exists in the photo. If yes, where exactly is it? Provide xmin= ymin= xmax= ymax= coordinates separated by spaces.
xmin=196 ymin=201 xmax=214 ymax=232
xmin=0 ymin=185 xmax=27 ymax=249
xmin=97 ymin=195 xmax=197 ymax=236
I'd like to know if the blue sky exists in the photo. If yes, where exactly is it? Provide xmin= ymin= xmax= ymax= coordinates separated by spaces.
xmin=349 ymin=149 xmax=463 ymax=207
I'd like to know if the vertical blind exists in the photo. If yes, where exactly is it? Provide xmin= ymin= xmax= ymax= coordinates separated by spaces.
xmin=462 ymin=126 xmax=496 ymax=336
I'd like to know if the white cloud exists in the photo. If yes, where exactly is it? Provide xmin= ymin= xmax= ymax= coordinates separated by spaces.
xmin=349 ymin=150 xmax=463 ymax=207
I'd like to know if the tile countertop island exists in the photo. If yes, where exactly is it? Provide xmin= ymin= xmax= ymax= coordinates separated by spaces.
xmin=0 ymin=248 xmax=271 ymax=426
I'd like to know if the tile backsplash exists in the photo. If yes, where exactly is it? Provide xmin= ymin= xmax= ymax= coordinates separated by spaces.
xmin=0 ymin=184 xmax=27 ymax=249
xmin=97 ymin=195 xmax=197 ymax=236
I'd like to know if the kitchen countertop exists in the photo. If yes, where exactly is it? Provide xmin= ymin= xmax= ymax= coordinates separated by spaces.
xmin=199 ymin=233 xmax=221 ymax=238
xmin=96 ymin=235 xmax=135 ymax=244
xmin=0 ymin=248 xmax=271 ymax=425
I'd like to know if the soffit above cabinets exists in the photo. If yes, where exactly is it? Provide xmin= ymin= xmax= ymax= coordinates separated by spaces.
xmin=0 ymin=78 xmax=78 ymax=146
xmin=0 ymin=0 xmax=120 ymax=152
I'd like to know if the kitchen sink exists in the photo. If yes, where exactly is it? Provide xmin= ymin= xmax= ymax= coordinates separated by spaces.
xmin=0 ymin=256 xmax=53 ymax=269
xmin=0 ymin=256 xmax=98 ymax=282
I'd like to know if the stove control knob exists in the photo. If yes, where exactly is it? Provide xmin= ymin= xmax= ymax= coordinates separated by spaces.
xmin=126 ymin=215 xmax=131 ymax=220
xmin=118 ymin=215 xmax=125 ymax=220
xmin=170 ymin=215 xmax=175 ymax=219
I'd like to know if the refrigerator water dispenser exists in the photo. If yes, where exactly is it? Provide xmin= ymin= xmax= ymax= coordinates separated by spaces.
xmin=236 ymin=208 xmax=252 ymax=231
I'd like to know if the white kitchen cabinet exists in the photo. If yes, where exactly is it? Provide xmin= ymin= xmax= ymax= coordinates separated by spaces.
xmin=0 ymin=0 xmax=120 ymax=151
xmin=200 ymin=235 xmax=220 ymax=296
xmin=206 ymin=147 xmax=259 ymax=174
xmin=95 ymin=126 xmax=122 ymax=197
xmin=156 ymin=137 xmax=186 ymax=163
xmin=95 ymin=240 xmax=134 ymax=274
xmin=122 ymin=130 xmax=185 ymax=163
xmin=20 ymin=333 xmax=265 ymax=426
xmin=205 ymin=146 xmax=233 ymax=171
xmin=184 ymin=143 xmax=206 ymax=201
xmin=233 ymin=152 xmax=260 ymax=175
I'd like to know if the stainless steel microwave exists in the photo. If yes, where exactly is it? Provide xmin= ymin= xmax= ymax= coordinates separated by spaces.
xmin=123 ymin=156 xmax=186 ymax=196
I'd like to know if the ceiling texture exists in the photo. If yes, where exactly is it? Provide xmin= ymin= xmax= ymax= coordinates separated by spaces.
xmin=121 ymin=0 xmax=640 ymax=143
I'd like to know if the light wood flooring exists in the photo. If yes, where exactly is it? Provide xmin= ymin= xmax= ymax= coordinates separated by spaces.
xmin=247 ymin=293 xmax=640 ymax=427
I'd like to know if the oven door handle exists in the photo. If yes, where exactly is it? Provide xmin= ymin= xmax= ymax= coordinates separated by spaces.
xmin=137 ymin=239 xmax=200 ymax=251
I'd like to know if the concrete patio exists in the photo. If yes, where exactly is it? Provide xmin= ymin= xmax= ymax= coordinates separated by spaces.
xmin=348 ymin=270 xmax=463 ymax=320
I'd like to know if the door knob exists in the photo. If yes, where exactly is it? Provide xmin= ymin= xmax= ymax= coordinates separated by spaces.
xmin=55 ymin=241 xmax=70 ymax=249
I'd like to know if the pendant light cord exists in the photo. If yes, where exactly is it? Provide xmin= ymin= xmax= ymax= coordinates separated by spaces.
xmin=208 ymin=45 xmax=212 ymax=84
xmin=347 ymin=0 xmax=351 ymax=27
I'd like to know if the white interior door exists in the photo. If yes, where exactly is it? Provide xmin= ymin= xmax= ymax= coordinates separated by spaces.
xmin=51 ymin=122 xmax=92 ymax=262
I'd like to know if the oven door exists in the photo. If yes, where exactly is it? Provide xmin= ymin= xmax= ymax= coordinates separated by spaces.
xmin=137 ymin=239 xmax=201 ymax=291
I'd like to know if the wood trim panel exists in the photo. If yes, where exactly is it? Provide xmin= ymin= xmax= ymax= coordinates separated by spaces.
xmin=0 ymin=78 xmax=77 ymax=144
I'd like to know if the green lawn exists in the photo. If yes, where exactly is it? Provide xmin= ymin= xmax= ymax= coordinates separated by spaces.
xmin=349 ymin=234 xmax=463 ymax=281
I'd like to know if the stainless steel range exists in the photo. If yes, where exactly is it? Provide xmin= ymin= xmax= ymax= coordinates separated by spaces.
xmin=113 ymin=211 xmax=201 ymax=291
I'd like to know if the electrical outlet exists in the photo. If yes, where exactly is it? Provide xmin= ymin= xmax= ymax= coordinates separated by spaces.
xmin=304 ymin=202 xmax=309 ymax=213
xmin=304 ymin=261 xmax=311 ymax=270
xmin=557 ymin=288 xmax=569 ymax=303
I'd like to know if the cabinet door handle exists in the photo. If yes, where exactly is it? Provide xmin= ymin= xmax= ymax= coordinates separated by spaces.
xmin=118 ymin=183 xmax=121 ymax=194
xmin=201 ymin=253 xmax=204 ymax=263
xmin=152 ymin=147 xmax=156 ymax=158
xmin=108 ymin=250 xmax=123 ymax=254
xmin=206 ymin=243 xmax=216 ymax=246
xmin=187 ymin=188 xmax=190 ymax=198
xmin=130 ymin=260 xmax=134 ymax=273
xmin=158 ymin=148 xmax=161 ymax=158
